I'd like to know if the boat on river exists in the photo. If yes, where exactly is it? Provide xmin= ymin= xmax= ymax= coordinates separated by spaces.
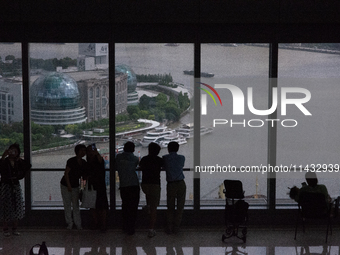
xmin=140 ymin=126 xmax=174 ymax=147
xmin=183 ymin=70 xmax=214 ymax=77
xmin=159 ymin=132 xmax=187 ymax=148
xmin=176 ymin=123 xmax=213 ymax=138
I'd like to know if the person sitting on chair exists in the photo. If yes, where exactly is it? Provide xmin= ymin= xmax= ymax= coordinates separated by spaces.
xmin=289 ymin=171 xmax=330 ymax=203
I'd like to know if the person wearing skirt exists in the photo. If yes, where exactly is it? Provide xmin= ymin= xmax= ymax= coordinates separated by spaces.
xmin=0 ymin=143 xmax=31 ymax=237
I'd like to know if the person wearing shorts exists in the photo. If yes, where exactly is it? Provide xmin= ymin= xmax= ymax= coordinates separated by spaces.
xmin=139 ymin=142 xmax=164 ymax=238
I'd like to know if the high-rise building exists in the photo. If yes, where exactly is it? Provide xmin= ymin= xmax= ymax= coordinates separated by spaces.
xmin=78 ymin=43 xmax=108 ymax=71
xmin=0 ymin=78 xmax=22 ymax=124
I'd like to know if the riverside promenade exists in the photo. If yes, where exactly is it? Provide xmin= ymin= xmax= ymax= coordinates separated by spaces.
xmin=31 ymin=119 xmax=160 ymax=155
xmin=115 ymin=119 xmax=160 ymax=137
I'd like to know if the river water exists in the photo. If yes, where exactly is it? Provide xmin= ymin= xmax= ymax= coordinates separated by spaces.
xmin=2 ymin=43 xmax=340 ymax=204
xmin=115 ymin=43 xmax=340 ymax=201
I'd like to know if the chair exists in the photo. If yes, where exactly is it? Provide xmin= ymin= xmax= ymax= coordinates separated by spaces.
xmin=294 ymin=192 xmax=336 ymax=243
xmin=295 ymin=245 xmax=331 ymax=255
xmin=222 ymin=180 xmax=249 ymax=243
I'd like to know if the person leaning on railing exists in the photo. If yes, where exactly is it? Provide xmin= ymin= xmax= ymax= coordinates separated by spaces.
xmin=163 ymin=141 xmax=186 ymax=235
xmin=115 ymin=141 xmax=140 ymax=235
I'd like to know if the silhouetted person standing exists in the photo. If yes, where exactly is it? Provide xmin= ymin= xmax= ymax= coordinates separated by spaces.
xmin=139 ymin=142 xmax=164 ymax=237
xmin=0 ymin=143 xmax=31 ymax=237
xmin=115 ymin=141 xmax=140 ymax=235
xmin=60 ymin=144 xmax=87 ymax=230
xmin=163 ymin=141 xmax=186 ymax=234
xmin=86 ymin=144 xmax=109 ymax=232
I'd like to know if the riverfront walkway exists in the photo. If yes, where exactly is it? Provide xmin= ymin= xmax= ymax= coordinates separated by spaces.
xmin=115 ymin=119 xmax=160 ymax=137
xmin=137 ymin=82 xmax=192 ymax=98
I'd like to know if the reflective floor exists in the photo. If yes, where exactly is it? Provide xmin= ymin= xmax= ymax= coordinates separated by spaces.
xmin=0 ymin=227 xmax=339 ymax=255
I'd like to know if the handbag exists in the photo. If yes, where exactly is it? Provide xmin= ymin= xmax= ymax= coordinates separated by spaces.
xmin=29 ymin=241 xmax=49 ymax=255
xmin=81 ymin=182 xmax=97 ymax=208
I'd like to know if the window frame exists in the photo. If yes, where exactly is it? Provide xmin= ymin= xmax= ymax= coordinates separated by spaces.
xmin=14 ymin=41 xmax=291 ymax=214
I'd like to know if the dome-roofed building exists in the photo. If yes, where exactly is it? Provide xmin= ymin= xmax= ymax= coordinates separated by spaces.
xmin=30 ymin=72 xmax=87 ymax=125
xmin=115 ymin=64 xmax=139 ymax=105
xmin=115 ymin=64 xmax=137 ymax=93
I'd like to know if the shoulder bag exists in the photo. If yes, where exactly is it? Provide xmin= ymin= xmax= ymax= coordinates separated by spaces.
xmin=81 ymin=181 xmax=97 ymax=208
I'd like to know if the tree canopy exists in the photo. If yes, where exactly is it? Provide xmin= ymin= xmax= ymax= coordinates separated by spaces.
xmin=126 ymin=92 xmax=190 ymax=122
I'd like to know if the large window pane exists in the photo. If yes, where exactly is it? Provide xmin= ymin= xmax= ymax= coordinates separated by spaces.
xmin=31 ymin=171 xmax=64 ymax=207
xmin=29 ymin=43 xmax=110 ymax=206
xmin=277 ymin=43 xmax=340 ymax=205
xmin=200 ymin=44 xmax=269 ymax=206
xmin=0 ymin=43 xmax=23 ymax=151
xmin=115 ymin=43 xmax=194 ymax=207
xmin=0 ymin=43 xmax=25 ymax=201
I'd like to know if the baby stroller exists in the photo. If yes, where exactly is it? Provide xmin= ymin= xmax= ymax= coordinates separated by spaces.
xmin=222 ymin=180 xmax=249 ymax=243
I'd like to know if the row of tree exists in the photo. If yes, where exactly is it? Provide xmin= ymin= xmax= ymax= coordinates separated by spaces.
xmin=0 ymin=55 xmax=77 ymax=77
xmin=126 ymin=91 xmax=190 ymax=122
xmin=136 ymin=73 xmax=173 ymax=83
xmin=0 ymin=122 xmax=56 ymax=152
xmin=136 ymin=73 xmax=178 ymax=87
xmin=0 ymin=55 xmax=22 ymax=76
xmin=30 ymin=57 xmax=77 ymax=71
xmin=0 ymin=118 xmax=111 ymax=153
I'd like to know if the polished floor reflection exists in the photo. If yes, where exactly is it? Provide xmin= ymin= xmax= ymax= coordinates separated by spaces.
xmin=0 ymin=227 xmax=339 ymax=255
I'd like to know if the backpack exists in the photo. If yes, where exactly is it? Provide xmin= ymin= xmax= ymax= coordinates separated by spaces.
xmin=29 ymin=241 xmax=49 ymax=255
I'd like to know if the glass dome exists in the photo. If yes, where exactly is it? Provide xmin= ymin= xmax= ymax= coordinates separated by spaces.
xmin=115 ymin=64 xmax=137 ymax=93
xmin=30 ymin=72 xmax=82 ymax=110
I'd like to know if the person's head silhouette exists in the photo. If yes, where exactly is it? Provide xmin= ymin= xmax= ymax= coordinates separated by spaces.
xmin=167 ymin=141 xmax=179 ymax=153
xmin=305 ymin=171 xmax=318 ymax=187
xmin=148 ymin=142 xmax=161 ymax=156
xmin=124 ymin=141 xmax=135 ymax=153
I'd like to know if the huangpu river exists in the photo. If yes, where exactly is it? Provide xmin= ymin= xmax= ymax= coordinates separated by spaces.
xmin=2 ymin=43 xmax=340 ymax=205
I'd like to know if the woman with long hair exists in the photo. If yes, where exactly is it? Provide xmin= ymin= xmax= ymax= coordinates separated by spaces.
xmin=0 ymin=143 xmax=31 ymax=237
xmin=86 ymin=144 xmax=109 ymax=232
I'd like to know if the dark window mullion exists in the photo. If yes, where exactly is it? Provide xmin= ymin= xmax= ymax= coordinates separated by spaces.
xmin=267 ymin=42 xmax=278 ymax=210
xmin=194 ymin=42 xmax=201 ymax=211
xmin=22 ymin=42 xmax=32 ymax=213
xmin=109 ymin=42 xmax=116 ymax=213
